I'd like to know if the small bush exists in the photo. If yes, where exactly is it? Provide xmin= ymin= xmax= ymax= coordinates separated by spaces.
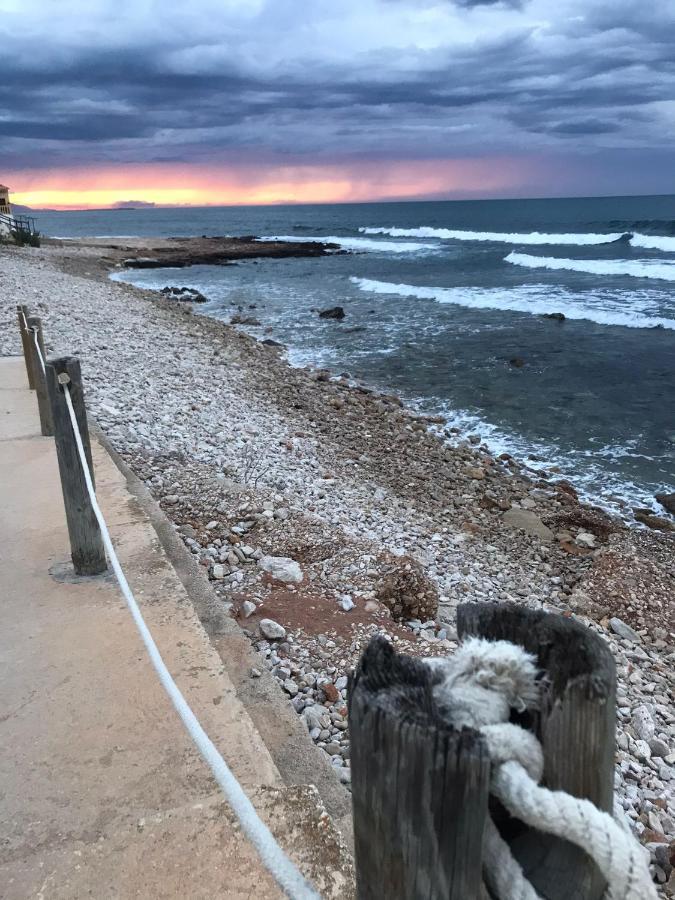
xmin=13 ymin=228 xmax=41 ymax=247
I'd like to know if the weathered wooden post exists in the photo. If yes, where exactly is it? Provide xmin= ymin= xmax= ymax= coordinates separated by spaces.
xmin=458 ymin=603 xmax=616 ymax=899
xmin=16 ymin=304 xmax=35 ymax=389
xmin=348 ymin=637 xmax=492 ymax=899
xmin=45 ymin=356 xmax=107 ymax=576
xmin=348 ymin=603 xmax=616 ymax=900
xmin=26 ymin=316 xmax=54 ymax=437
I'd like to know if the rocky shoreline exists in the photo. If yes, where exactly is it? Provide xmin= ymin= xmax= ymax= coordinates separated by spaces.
xmin=1 ymin=241 xmax=673 ymax=893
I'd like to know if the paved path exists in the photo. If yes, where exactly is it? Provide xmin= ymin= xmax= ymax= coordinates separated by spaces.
xmin=0 ymin=356 xmax=351 ymax=899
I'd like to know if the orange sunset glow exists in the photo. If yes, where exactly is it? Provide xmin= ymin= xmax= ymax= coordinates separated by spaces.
xmin=7 ymin=159 xmax=531 ymax=210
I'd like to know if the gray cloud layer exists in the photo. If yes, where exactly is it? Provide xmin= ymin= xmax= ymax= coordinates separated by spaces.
xmin=2 ymin=0 xmax=674 ymax=191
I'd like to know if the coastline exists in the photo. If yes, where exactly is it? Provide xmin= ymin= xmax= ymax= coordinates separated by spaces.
xmin=1 ymin=240 xmax=674 ymax=886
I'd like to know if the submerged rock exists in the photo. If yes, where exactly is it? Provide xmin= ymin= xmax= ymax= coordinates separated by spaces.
xmin=319 ymin=306 xmax=345 ymax=320
xmin=541 ymin=312 xmax=566 ymax=321
xmin=160 ymin=286 xmax=208 ymax=303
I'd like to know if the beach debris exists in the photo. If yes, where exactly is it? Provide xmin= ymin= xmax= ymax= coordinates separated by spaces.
xmin=318 ymin=306 xmax=345 ymax=320
xmin=375 ymin=552 xmax=439 ymax=622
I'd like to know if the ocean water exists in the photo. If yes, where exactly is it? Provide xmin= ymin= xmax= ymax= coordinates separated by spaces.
xmin=35 ymin=196 xmax=675 ymax=512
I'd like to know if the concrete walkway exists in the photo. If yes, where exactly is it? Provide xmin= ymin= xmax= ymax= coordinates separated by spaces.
xmin=0 ymin=357 xmax=352 ymax=899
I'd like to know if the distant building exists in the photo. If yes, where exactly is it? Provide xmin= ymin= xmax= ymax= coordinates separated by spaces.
xmin=0 ymin=185 xmax=11 ymax=215
xmin=0 ymin=185 xmax=12 ymax=237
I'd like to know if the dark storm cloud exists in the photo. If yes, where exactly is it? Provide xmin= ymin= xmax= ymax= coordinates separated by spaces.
xmin=2 ymin=0 xmax=674 ymax=177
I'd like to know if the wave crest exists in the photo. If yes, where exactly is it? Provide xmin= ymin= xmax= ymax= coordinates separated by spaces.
xmin=261 ymin=234 xmax=437 ymax=253
xmin=351 ymin=276 xmax=675 ymax=330
xmin=505 ymin=251 xmax=675 ymax=282
xmin=360 ymin=226 xmax=627 ymax=245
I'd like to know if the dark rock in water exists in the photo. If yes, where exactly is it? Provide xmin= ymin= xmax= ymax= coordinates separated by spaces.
xmin=651 ymin=324 xmax=665 ymax=330
xmin=261 ymin=338 xmax=284 ymax=348
xmin=319 ymin=306 xmax=345 ymax=320
xmin=542 ymin=312 xmax=566 ymax=321
xmin=344 ymin=326 xmax=365 ymax=333
xmin=633 ymin=508 xmax=675 ymax=532
xmin=509 ymin=357 xmax=525 ymax=368
xmin=160 ymin=286 xmax=207 ymax=303
xmin=231 ymin=314 xmax=261 ymax=326
xmin=655 ymin=492 xmax=675 ymax=515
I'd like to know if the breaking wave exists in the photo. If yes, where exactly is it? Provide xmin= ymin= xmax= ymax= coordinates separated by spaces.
xmin=630 ymin=233 xmax=675 ymax=252
xmin=505 ymin=252 xmax=675 ymax=282
xmin=359 ymin=226 xmax=627 ymax=245
xmin=351 ymin=277 xmax=675 ymax=330
xmin=260 ymin=234 xmax=437 ymax=253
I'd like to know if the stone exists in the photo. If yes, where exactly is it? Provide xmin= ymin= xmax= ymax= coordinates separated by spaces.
xmin=654 ymin=492 xmax=675 ymax=515
xmin=650 ymin=738 xmax=671 ymax=758
xmin=211 ymin=563 xmax=225 ymax=579
xmin=632 ymin=705 xmax=656 ymax=742
xmin=318 ymin=306 xmax=345 ymax=320
xmin=466 ymin=467 xmax=486 ymax=480
xmin=258 ymin=555 xmax=303 ymax=584
xmin=634 ymin=739 xmax=652 ymax=761
xmin=502 ymin=508 xmax=554 ymax=542
xmin=282 ymin=678 xmax=298 ymax=697
xmin=340 ymin=596 xmax=354 ymax=611
xmin=575 ymin=532 xmax=596 ymax=549
xmin=609 ymin=617 xmax=641 ymax=644
xmin=322 ymin=683 xmax=340 ymax=703
xmin=241 ymin=600 xmax=256 ymax=618
xmin=259 ymin=618 xmax=286 ymax=640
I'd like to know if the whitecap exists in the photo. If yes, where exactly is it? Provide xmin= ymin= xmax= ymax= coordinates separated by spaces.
xmin=360 ymin=227 xmax=626 ymax=245
xmin=260 ymin=234 xmax=438 ymax=253
xmin=505 ymin=251 xmax=675 ymax=283
xmin=351 ymin=277 xmax=675 ymax=330
xmin=629 ymin=233 xmax=675 ymax=252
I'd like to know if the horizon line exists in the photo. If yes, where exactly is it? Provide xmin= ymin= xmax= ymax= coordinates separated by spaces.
xmin=15 ymin=190 xmax=675 ymax=213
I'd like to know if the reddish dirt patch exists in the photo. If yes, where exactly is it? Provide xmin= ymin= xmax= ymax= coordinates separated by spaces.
xmin=231 ymin=588 xmax=413 ymax=642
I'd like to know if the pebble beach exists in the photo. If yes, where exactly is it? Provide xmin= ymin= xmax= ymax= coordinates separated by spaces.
xmin=1 ymin=241 xmax=674 ymax=893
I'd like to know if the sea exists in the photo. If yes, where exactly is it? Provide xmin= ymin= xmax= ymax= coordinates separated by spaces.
xmin=35 ymin=195 xmax=675 ymax=515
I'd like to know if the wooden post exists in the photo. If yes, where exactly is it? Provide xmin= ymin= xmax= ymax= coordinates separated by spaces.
xmin=349 ymin=604 xmax=616 ymax=899
xmin=26 ymin=316 xmax=54 ymax=437
xmin=457 ymin=602 xmax=616 ymax=900
xmin=45 ymin=356 xmax=107 ymax=576
xmin=348 ymin=636 xmax=491 ymax=899
xmin=17 ymin=304 xmax=35 ymax=389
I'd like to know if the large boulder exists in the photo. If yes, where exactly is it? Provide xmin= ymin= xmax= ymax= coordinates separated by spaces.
xmin=258 ymin=555 xmax=304 ymax=584
xmin=502 ymin=508 xmax=554 ymax=542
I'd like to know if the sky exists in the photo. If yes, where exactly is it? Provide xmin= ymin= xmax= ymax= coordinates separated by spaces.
xmin=1 ymin=0 xmax=674 ymax=208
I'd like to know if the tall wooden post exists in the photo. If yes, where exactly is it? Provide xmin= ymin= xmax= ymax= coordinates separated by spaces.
xmin=17 ymin=304 xmax=35 ymax=390
xmin=348 ymin=637 xmax=491 ymax=899
xmin=45 ymin=356 xmax=107 ymax=576
xmin=26 ymin=316 xmax=54 ymax=437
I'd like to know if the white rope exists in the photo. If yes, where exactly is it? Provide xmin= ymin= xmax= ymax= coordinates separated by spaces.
xmin=428 ymin=638 xmax=657 ymax=900
xmin=61 ymin=384 xmax=320 ymax=900
xmin=32 ymin=327 xmax=46 ymax=376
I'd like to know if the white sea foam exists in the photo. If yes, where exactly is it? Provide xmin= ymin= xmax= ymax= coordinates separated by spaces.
xmin=360 ymin=226 xmax=626 ymax=245
xmin=506 ymin=251 xmax=675 ymax=283
xmin=629 ymin=233 xmax=675 ymax=252
xmin=260 ymin=234 xmax=437 ymax=253
xmin=351 ymin=277 xmax=675 ymax=330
